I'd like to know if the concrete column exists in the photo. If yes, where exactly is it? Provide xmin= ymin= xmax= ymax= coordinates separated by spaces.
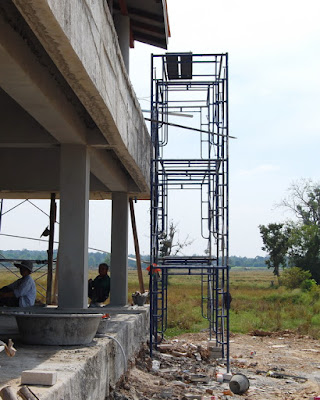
xmin=110 ymin=192 xmax=128 ymax=306
xmin=58 ymin=144 xmax=90 ymax=308
xmin=114 ymin=14 xmax=130 ymax=74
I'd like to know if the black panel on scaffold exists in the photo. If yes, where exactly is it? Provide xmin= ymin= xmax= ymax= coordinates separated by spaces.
xmin=149 ymin=53 xmax=230 ymax=371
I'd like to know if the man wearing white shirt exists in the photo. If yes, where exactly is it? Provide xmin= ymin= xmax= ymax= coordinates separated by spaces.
xmin=0 ymin=260 xmax=36 ymax=307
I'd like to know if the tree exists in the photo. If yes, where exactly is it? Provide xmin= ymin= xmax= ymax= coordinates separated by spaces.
xmin=259 ymin=223 xmax=290 ymax=276
xmin=287 ymin=224 xmax=320 ymax=283
xmin=159 ymin=221 xmax=193 ymax=257
xmin=280 ymin=179 xmax=320 ymax=226
xmin=260 ymin=179 xmax=320 ymax=283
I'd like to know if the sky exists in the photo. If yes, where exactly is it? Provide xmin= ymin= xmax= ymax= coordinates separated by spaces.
xmin=1 ymin=0 xmax=320 ymax=258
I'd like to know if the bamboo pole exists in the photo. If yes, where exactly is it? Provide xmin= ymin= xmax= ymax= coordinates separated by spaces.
xmin=0 ymin=199 xmax=3 ymax=233
xmin=52 ymin=250 xmax=59 ymax=305
xmin=0 ymin=386 xmax=17 ymax=400
xmin=46 ymin=193 xmax=56 ymax=305
xmin=144 ymin=117 xmax=237 ymax=139
xmin=18 ymin=386 xmax=39 ymax=400
xmin=129 ymin=198 xmax=144 ymax=293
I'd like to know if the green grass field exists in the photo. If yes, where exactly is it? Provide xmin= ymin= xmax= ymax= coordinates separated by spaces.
xmin=128 ymin=268 xmax=320 ymax=339
xmin=2 ymin=267 xmax=320 ymax=339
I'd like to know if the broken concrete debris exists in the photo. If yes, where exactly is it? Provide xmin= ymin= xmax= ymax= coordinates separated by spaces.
xmin=110 ymin=331 xmax=320 ymax=400
xmin=207 ymin=343 xmax=223 ymax=360
xmin=152 ymin=360 xmax=161 ymax=371
xmin=189 ymin=375 xmax=210 ymax=384
xmin=257 ymin=369 xmax=307 ymax=383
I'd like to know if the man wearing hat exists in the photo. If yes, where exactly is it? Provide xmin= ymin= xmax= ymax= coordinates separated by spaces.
xmin=0 ymin=260 xmax=36 ymax=307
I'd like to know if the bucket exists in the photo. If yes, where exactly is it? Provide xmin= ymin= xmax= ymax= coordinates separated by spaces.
xmin=132 ymin=291 xmax=149 ymax=306
xmin=229 ymin=373 xmax=250 ymax=394
xmin=96 ymin=318 xmax=109 ymax=334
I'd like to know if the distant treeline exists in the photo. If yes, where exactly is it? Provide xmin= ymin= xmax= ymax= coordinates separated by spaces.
xmin=0 ymin=249 xmax=149 ymax=270
xmin=0 ymin=250 xmax=268 ymax=270
xmin=229 ymin=255 xmax=268 ymax=268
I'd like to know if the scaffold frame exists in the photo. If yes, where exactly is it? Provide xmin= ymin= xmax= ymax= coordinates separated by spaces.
xmin=149 ymin=53 xmax=230 ymax=370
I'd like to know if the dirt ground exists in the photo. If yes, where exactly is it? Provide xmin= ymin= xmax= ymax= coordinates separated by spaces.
xmin=111 ymin=331 xmax=320 ymax=400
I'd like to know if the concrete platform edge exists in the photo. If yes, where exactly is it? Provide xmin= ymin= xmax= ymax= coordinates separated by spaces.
xmin=0 ymin=307 xmax=150 ymax=400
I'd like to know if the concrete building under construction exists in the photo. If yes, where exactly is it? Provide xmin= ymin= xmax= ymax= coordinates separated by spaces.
xmin=0 ymin=0 xmax=169 ymax=398
xmin=0 ymin=1 xmax=230 ymax=398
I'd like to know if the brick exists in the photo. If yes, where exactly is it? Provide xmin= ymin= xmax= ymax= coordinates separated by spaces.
xmin=21 ymin=370 xmax=57 ymax=386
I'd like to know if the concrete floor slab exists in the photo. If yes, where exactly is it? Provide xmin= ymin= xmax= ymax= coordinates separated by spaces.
xmin=0 ymin=306 xmax=149 ymax=400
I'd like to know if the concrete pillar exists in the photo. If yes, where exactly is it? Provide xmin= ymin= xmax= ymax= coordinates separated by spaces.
xmin=110 ymin=192 xmax=128 ymax=306
xmin=58 ymin=144 xmax=90 ymax=308
xmin=114 ymin=14 xmax=130 ymax=74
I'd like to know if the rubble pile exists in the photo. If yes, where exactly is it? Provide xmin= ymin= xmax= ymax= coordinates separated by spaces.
xmin=110 ymin=332 xmax=320 ymax=400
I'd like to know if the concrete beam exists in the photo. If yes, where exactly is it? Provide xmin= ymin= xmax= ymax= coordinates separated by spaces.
xmin=0 ymin=88 xmax=58 ymax=148
xmin=0 ymin=148 xmax=125 ymax=197
xmin=12 ymin=0 xmax=151 ymax=196
xmin=0 ymin=148 xmax=60 ymax=194
xmin=89 ymin=148 xmax=128 ymax=192
xmin=0 ymin=13 xmax=87 ymax=145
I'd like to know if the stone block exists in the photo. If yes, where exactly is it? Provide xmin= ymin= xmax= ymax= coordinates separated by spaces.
xmin=21 ymin=370 xmax=57 ymax=386
xmin=207 ymin=342 xmax=223 ymax=360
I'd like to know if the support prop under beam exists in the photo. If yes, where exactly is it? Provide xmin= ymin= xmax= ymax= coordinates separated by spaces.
xmin=129 ymin=198 xmax=144 ymax=293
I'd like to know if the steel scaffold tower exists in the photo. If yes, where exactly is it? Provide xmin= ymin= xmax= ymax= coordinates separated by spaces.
xmin=149 ymin=53 xmax=230 ymax=369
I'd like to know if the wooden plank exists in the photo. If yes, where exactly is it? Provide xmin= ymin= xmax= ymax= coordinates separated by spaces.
xmin=129 ymin=23 xmax=134 ymax=48
xmin=130 ymin=21 xmax=164 ymax=37
xmin=0 ymin=199 xmax=3 ymax=232
xmin=166 ymin=55 xmax=179 ymax=79
xmin=46 ymin=193 xmax=56 ymax=305
xmin=52 ymin=250 xmax=59 ymax=305
xmin=118 ymin=0 xmax=128 ymax=15
xmin=129 ymin=198 xmax=144 ymax=293
xmin=180 ymin=54 xmax=193 ymax=79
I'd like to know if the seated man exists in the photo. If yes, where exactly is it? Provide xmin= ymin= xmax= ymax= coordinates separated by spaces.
xmin=0 ymin=260 xmax=36 ymax=307
xmin=88 ymin=263 xmax=110 ymax=307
